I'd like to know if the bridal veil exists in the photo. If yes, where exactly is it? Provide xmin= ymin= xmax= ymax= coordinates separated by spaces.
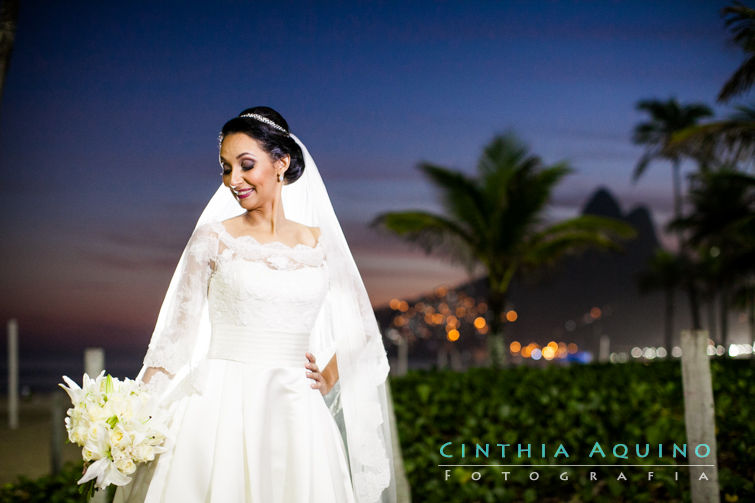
xmin=136 ymin=131 xmax=397 ymax=503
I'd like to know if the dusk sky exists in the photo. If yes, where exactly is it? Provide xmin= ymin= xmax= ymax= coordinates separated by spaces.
xmin=0 ymin=0 xmax=742 ymax=353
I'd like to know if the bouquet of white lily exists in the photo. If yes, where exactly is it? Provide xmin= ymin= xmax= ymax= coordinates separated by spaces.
xmin=59 ymin=371 xmax=168 ymax=500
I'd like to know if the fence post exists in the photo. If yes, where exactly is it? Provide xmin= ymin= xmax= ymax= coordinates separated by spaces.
xmin=680 ymin=329 xmax=720 ymax=503
xmin=84 ymin=347 xmax=105 ymax=376
xmin=598 ymin=334 xmax=610 ymax=363
xmin=397 ymin=334 xmax=408 ymax=376
xmin=50 ymin=392 xmax=64 ymax=474
xmin=8 ymin=318 xmax=19 ymax=429
xmin=83 ymin=348 xmax=107 ymax=503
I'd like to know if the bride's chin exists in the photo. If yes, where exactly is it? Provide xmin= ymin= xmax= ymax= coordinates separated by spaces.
xmin=238 ymin=197 xmax=258 ymax=208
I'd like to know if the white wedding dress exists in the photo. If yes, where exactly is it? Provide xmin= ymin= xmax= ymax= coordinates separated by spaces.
xmin=114 ymin=219 xmax=357 ymax=503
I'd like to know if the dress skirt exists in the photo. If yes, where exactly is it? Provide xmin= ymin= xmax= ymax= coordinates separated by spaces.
xmin=114 ymin=356 xmax=356 ymax=503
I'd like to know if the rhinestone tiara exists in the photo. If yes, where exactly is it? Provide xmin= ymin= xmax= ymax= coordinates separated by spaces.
xmin=238 ymin=113 xmax=289 ymax=134
xmin=217 ymin=112 xmax=290 ymax=150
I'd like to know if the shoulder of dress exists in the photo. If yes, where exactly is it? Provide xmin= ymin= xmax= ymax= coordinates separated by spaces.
xmin=187 ymin=222 xmax=223 ymax=261
xmin=193 ymin=221 xmax=223 ymax=239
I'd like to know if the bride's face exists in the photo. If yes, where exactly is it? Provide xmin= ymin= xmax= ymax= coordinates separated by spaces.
xmin=219 ymin=132 xmax=289 ymax=208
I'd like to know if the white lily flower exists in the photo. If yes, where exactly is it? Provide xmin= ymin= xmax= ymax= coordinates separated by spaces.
xmin=59 ymin=372 xmax=170 ymax=492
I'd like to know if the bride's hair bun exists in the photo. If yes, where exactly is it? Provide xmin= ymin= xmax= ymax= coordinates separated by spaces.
xmin=219 ymin=106 xmax=305 ymax=184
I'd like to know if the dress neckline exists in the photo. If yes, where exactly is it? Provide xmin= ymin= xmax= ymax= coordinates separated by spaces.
xmin=214 ymin=220 xmax=322 ymax=251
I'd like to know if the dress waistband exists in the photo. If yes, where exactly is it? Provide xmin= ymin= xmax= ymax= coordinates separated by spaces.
xmin=207 ymin=324 xmax=311 ymax=368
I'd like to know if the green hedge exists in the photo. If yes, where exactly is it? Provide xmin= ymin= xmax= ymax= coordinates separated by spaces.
xmin=391 ymin=357 xmax=754 ymax=502
xmin=2 ymin=358 xmax=751 ymax=502
xmin=0 ymin=461 xmax=94 ymax=503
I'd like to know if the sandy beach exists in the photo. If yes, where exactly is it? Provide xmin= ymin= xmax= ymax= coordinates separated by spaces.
xmin=0 ymin=392 xmax=82 ymax=485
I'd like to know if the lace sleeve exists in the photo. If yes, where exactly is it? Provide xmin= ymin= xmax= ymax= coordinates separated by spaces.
xmin=142 ymin=222 xmax=217 ymax=377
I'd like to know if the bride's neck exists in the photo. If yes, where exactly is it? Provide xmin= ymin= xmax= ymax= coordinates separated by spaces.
xmin=241 ymin=204 xmax=288 ymax=235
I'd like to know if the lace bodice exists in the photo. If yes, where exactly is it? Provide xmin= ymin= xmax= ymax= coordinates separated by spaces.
xmin=142 ymin=220 xmax=329 ymax=374
xmin=210 ymin=223 xmax=329 ymax=333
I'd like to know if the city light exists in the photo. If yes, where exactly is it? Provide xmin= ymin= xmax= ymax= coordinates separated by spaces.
xmin=387 ymin=288 xmax=584 ymax=365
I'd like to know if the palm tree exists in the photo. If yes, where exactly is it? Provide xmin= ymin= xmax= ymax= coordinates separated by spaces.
xmin=370 ymin=132 xmax=637 ymax=368
xmin=667 ymin=104 xmax=755 ymax=170
xmin=631 ymin=98 xmax=713 ymax=249
xmin=698 ymin=249 xmax=724 ymax=344
xmin=636 ymin=248 xmax=685 ymax=354
xmin=667 ymin=167 xmax=755 ymax=348
xmin=732 ymin=281 xmax=755 ymax=346
xmin=718 ymin=1 xmax=755 ymax=103
xmin=0 ymin=0 xmax=19 ymax=117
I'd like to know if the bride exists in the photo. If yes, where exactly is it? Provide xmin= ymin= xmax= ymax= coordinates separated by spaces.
xmin=114 ymin=107 xmax=397 ymax=503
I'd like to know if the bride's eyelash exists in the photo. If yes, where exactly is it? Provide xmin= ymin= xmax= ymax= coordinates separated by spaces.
xmin=220 ymin=163 xmax=254 ymax=176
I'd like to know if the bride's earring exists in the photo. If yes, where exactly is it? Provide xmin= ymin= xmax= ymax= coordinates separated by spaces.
xmin=277 ymin=172 xmax=283 ymax=182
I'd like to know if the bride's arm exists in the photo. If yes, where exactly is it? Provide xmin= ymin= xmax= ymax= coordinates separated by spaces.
xmin=321 ymin=353 xmax=338 ymax=389
xmin=140 ymin=223 xmax=216 ymax=389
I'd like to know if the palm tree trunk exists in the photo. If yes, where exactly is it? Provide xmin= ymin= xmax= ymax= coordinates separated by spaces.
xmin=707 ymin=292 xmax=718 ymax=345
xmin=749 ymin=289 xmax=755 ymax=349
xmin=720 ymin=284 xmax=729 ymax=351
xmin=672 ymin=158 xmax=683 ymax=249
xmin=672 ymin=159 xmax=705 ymax=332
xmin=686 ymin=282 xmax=703 ymax=330
xmin=486 ymin=287 xmax=508 ymax=369
xmin=664 ymin=286 xmax=674 ymax=353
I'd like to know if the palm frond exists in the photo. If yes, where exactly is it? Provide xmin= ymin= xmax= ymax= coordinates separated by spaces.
xmin=719 ymin=55 xmax=755 ymax=103
xmin=498 ymin=161 xmax=573 ymax=246
xmin=522 ymin=230 xmax=625 ymax=271
xmin=631 ymin=153 xmax=654 ymax=183
xmin=722 ymin=1 xmax=755 ymax=50
xmin=530 ymin=214 xmax=639 ymax=243
xmin=718 ymin=1 xmax=755 ymax=102
xmin=521 ymin=215 xmax=638 ymax=274
xmin=369 ymin=209 xmax=483 ymax=274
xmin=667 ymin=103 xmax=755 ymax=166
xmin=416 ymin=162 xmax=489 ymax=236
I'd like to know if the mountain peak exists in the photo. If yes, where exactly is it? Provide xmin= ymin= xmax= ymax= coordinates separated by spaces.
xmin=581 ymin=186 xmax=623 ymax=219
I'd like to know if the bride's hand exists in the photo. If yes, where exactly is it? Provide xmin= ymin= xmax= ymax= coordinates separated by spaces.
xmin=141 ymin=366 xmax=173 ymax=395
xmin=142 ymin=366 xmax=172 ymax=384
xmin=304 ymin=352 xmax=331 ymax=396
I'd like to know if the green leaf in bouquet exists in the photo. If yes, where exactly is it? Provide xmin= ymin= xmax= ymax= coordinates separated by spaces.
xmin=105 ymin=374 xmax=114 ymax=395
xmin=78 ymin=478 xmax=95 ymax=503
